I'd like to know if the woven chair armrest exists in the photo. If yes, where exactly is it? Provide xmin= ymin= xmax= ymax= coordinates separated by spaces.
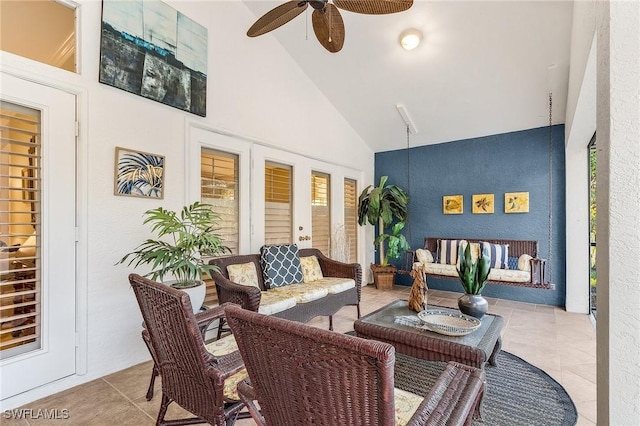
xmin=408 ymin=361 xmax=486 ymax=426
xmin=238 ymin=380 xmax=266 ymax=425
xmin=211 ymin=271 xmax=261 ymax=312
xmin=206 ymin=355 xmax=244 ymax=383
xmin=195 ymin=303 xmax=228 ymax=324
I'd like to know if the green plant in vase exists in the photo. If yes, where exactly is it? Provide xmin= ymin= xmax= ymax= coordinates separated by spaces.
xmin=456 ymin=243 xmax=491 ymax=319
xmin=357 ymin=176 xmax=410 ymax=289
xmin=117 ymin=201 xmax=230 ymax=312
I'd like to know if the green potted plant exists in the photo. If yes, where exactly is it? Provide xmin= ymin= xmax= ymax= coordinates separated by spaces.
xmin=117 ymin=201 xmax=230 ymax=312
xmin=456 ymin=243 xmax=491 ymax=318
xmin=357 ymin=176 xmax=410 ymax=289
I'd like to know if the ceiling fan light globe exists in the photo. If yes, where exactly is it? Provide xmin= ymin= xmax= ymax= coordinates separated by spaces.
xmin=400 ymin=29 xmax=422 ymax=50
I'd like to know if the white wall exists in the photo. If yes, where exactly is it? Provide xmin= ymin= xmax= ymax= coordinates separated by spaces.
xmin=0 ymin=0 xmax=374 ymax=408
xmin=595 ymin=1 xmax=640 ymax=424
xmin=564 ymin=1 xmax=597 ymax=314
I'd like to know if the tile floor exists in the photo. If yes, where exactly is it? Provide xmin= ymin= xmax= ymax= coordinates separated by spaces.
xmin=5 ymin=285 xmax=597 ymax=425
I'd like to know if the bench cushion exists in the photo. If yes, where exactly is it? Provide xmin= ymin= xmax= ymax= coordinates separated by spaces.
xmin=260 ymin=244 xmax=304 ymax=288
xmin=309 ymin=277 xmax=356 ymax=294
xmin=488 ymin=268 xmax=530 ymax=283
xmin=267 ymin=282 xmax=329 ymax=303
xmin=258 ymin=291 xmax=297 ymax=315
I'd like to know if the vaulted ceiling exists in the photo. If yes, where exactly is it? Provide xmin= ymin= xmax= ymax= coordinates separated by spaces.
xmin=242 ymin=1 xmax=574 ymax=152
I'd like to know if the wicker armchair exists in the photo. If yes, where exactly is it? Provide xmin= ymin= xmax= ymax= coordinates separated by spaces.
xmin=225 ymin=305 xmax=485 ymax=426
xmin=129 ymin=274 xmax=247 ymax=426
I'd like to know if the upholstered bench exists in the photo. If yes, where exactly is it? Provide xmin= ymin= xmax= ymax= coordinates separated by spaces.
xmin=409 ymin=237 xmax=553 ymax=289
xmin=209 ymin=246 xmax=361 ymax=333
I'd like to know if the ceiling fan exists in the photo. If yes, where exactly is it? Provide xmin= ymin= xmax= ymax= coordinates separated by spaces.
xmin=247 ymin=0 xmax=414 ymax=53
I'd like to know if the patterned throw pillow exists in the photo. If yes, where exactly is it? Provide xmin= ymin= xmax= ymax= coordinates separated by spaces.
xmin=480 ymin=242 xmax=509 ymax=269
xmin=507 ymin=256 xmax=519 ymax=270
xmin=300 ymin=255 xmax=324 ymax=282
xmin=518 ymin=254 xmax=533 ymax=272
xmin=438 ymin=239 xmax=462 ymax=265
xmin=260 ymin=244 xmax=304 ymax=288
xmin=227 ymin=262 xmax=259 ymax=288
xmin=415 ymin=249 xmax=434 ymax=264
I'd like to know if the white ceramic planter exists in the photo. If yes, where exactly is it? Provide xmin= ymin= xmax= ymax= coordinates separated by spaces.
xmin=166 ymin=281 xmax=206 ymax=314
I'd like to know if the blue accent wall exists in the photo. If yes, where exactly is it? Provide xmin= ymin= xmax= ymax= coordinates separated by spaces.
xmin=375 ymin=125 xmax=566 ymax=306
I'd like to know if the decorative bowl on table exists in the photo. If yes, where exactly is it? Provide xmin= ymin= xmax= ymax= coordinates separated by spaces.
xmin=417 ymin=309 xmax=481 ymax=336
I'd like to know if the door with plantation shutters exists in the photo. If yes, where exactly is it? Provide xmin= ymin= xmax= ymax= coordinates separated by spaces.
xmin=0 ymin=74 xmax=77 ymax=400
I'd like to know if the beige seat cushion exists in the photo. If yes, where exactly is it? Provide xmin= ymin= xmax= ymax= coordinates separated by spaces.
xmin=308 ymin=277 xmax=355 ymax=294
xmin=258 ymin=291 xmax=297 ymax=315
xmin=223 ymin=369 xmax=249 ymax=401
xmin=488 ymin=268 xmax=531 ymax=283
xmin=267 ymin=282 xmax=328 ymax=303
xmin=205 ymin=333 xmax=238 ymax=356
xmin=394 ymin=388 xmax=425 ymax=426
xmin=204 ymin=334 xmax=248 ymax=402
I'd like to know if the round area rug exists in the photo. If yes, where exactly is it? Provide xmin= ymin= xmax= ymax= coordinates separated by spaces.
xmin=394 ymin=351 xmax=577 ymax=426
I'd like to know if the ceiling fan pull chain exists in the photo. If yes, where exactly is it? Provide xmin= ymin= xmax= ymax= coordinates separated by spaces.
xmin=328 ymin=7 xmax=333 ymax=42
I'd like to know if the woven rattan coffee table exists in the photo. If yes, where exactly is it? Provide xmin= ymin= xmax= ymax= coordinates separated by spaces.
xmin=354 ymin=299 xmax=504 ymax=369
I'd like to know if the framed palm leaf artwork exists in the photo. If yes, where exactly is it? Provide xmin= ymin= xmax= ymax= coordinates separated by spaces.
xmin=472 ymin=194 xmax=494 ymax=214
xmin=443 ymin=195 xmax=463 ymax=214
xmin=505 ymin=191 xmax=529 ymax=213
xmin=114 ymin=147 xmax=165 ymax=199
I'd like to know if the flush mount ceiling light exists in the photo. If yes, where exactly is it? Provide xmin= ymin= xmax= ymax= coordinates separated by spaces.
xmin=399 ymin=28 xmax=422 ymax=51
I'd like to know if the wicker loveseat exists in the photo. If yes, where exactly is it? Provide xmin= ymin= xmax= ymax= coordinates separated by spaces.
xmin=209 ymin=248 xmax=361 ymax=331
xmin=410 ymin=237 xmax=553 ymax=290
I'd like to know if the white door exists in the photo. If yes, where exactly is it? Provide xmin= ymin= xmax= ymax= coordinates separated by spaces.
xmin=0 ymin=74 xmax=77 ymax=399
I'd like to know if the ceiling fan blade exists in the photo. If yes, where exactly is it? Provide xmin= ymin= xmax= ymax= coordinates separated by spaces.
xmin=247 ymin=1 xmax=308 ymax=37
xmin=312 ymin=4 xmax=345 ymax=53
xmin=333 ymin=0 xmax=413 ymax=15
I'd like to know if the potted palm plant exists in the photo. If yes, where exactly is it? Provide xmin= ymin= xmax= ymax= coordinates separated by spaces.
xmin=357 ymin=176 xmax=410 ymax=289
xmin=117 ymin=201 xmax=230 ymax=312
xmin=456 ymin=243 xmax=491 ymax=318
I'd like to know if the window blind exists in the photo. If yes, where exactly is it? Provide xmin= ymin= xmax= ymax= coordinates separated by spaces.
xmin=265 ymin=162 xmax=292 ymax=245
xmin=344 ymin=178 xmax=358 ymax=263
xmin=311 ymin=172 xmax=330 ymax=255
xmin=200 ymin=149 xmax=238 ymax=306
xmin=0 ymin=103 xmax=41 ymax=357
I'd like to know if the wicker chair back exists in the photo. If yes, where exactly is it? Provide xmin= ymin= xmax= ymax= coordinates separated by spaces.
xmin=226 ymin=304 xmax=397 ymax=425
xmin=129 ymin=273 xmax=245 ymax=426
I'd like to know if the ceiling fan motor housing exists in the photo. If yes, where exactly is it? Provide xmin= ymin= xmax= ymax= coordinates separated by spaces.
xmin=308 ymin=0 xmax=328 ymax=10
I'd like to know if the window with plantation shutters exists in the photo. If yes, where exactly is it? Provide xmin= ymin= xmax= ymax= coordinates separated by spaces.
xmin=201 ymin=149 xmax=239 ymax=254
xmin=0 ymin=103 xmax=41 ymax=358
xmin=265 ymin=162 xmax=292 ymax=244
xmin=344 ymin=178 xmax=358 ymax=263
xmin=311 ymin=172 xmax=330 ymax=255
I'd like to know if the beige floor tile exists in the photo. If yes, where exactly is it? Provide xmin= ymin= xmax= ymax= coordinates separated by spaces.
xmin=559 ymin=347 xmax=597 ymax=369
xmin=575 ymin=400 xmax=597 ymax=424
xmin=103 ymin=360 xmax=155 ymax=401
xmin=0 ymin=416 xmax=29 ymax=426
xmin=495 ymin=299 xmax=537 ymax=311
xmin=563 ymin=362 xmax=597 ymax=384
xmin=575 ymin=415 xmax=596 ymax=426
xmin=561 ymin=370 xmax=597 ymax=403
xmin=22 ymin=379 xmax=146 ymax=426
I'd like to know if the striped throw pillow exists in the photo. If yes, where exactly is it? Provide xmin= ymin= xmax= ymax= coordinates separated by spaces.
xmin=480 ymin=242 xmax=509 ymax=269
xmin=438 ymin=239 xmax=463 ymax=265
